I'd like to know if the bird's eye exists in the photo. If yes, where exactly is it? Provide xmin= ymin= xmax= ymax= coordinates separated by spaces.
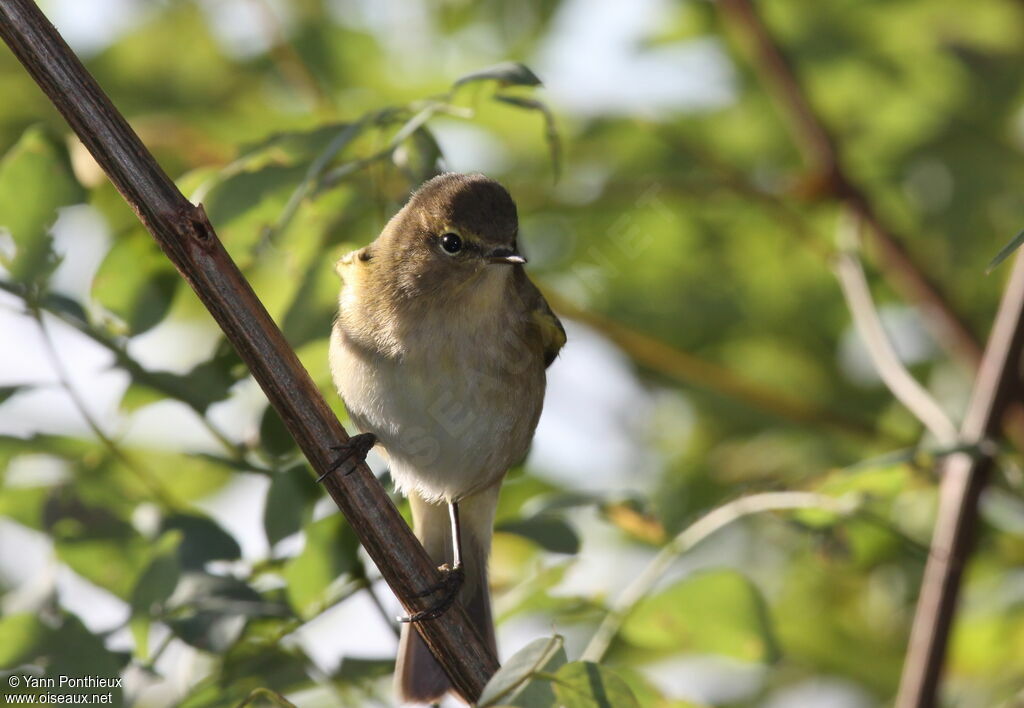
xmin=440 ymin=232 xmax=462 ymax=254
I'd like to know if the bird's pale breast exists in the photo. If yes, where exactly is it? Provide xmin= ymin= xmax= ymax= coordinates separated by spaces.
xmin=330 ymin=272 xmax=546 ymax=503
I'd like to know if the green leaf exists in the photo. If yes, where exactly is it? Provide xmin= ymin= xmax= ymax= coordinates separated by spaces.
xmin=92 ymin=226 xmax=179 ymax=333
xmin=263 ymin=120 xmax=368 ymax=243
xmin=56 ymin=537 xmax=150 ymax=599
xmin=46 ymin=489 xmax=150 ymax=599
xmin=133 ymin=450 xmax=234 ymax=505
xmin=492 ymin=94 xmax=561 ymax=179
xmin=216 ymin=644 xmax=313 ymax=705
xmin=202 ymin=163 xmax=307 ymax=247
xmin=816 ymin=464 xmax=910 ymax=500
xmin=3 ymin=612 xmax=129 ymax=694
xmin=496 ymin=515 xmax=580 ymax=554
xmin=279 ymin=249 xmax=343 ymax=350
xmin=179 ymin=616 xmax=316 ymax=705
xmin=41 ymin=291 xmax=88 ymax=324
xmin=552 ymin=662 xmax=640 ymax=708
xmin=259 ymin=404 xmax=298 ymax=458
xmin=981 ymin=487 xmax=1024 ymax=537
xmin=987 ymin=228 xmax=1024 ymax=273
xmin=312 ymin=106 xmax=442 ymax=191
xmin=621 ymin=570 xmax=779 ymax=662
xmin=130 ymin=531 xmax=182 ymax=615
xmin=264 ymin=466 xmax=318 ymax=547
xmin=0 ymin=613 xmax=47 ymax=667
xmin=231 ymin=122 xmax=355 ymax=173
xmin=335 ymin=656 xmax=395 ymax=683
xmin=393 ymin=126 xmax=442 ymax=184
xmin=642 ymin=1 xmax=718 ymax=46
xmin=600 ymin=667 xmax=683 ymax=708
xmin=0 ymin=485 xmax=48 ymax=529
xmin=477 ymin=635 xmax=566 ymax=707
xmin=0 ymin=385 xmax=24 ymax=406
xmin=165 ymin=572 xmax=280 ymax=652
xmin=160 ymin=512 xmax=241 ymax=569
xmin=0 ymin=126 xmax=84 ymax=285
xmin=840 ymin=442 xmax=980 ymax=474
xmin=168 ymin=613 xmax=248 ymax=655
xmin=120 ymin=339 xmax=241 ymax=414
xmin=282 ymin=514 xmax=360 ymax=616
xmin=168 ymin=572 xmax=269 ymax=613
xmin=129 ymin=615 xmax=151 ymax=661
xmin=40 ymin=612 xmax=129 ymax=693
xmin=88 ymin=178 xmax=139 ymax=234
xmin=118 ymin=383 xmax=166 ymax=413
xmin=453 ymin=62 xmax=542 ymax=88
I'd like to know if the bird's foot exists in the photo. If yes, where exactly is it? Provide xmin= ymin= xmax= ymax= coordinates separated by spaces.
xmin=397 ymin=563 xmax=465 ymax=623
xmin=316 ymin=433 xmax=377 ymax=483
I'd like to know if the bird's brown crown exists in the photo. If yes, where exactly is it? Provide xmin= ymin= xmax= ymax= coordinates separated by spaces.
xmin=403 ymin=172 xmax=518 ymax=247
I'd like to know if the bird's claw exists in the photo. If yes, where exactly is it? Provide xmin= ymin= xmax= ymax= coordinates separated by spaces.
xmin=316 ymin=432 xmax=377 ymax=483
xmin=397 ymin=563 xmax=465 ymax=623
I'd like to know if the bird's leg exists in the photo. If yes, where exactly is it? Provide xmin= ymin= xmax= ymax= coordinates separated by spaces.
xmin=316 ymin=432 xmax=377 ymax=483
xmin=449 ymin=501 xmax=463 ymax=572
xmin=398 ymin=501 xmax=466 ymax=623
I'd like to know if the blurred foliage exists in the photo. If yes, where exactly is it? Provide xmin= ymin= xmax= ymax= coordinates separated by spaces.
xmin=1 ymin=0 xmax=1024 ymax=706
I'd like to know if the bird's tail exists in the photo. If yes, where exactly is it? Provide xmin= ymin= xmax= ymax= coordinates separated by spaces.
xmin=396 ymin=486 xmax=499 ymax=704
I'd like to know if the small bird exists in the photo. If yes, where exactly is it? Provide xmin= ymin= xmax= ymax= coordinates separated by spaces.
xmin=329 ymin=172 xmax=565 ymax=704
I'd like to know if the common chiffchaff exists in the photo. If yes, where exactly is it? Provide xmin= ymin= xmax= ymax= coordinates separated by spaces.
xmin=329 ymin=172 xmax=565 ymax=703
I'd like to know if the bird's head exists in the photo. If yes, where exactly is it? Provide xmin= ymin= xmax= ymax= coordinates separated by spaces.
xmin=379 ymin=173 xmax=525 ymax=298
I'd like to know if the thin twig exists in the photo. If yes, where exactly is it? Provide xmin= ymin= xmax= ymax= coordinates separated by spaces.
xmin=0 ymin=1 xmax=497 ymax=700
xmin=236 ymin=687 xmax=297 ymax=708
xmin=362 ymin=579 xmax=400 ymax=640
xmin=896 ymin=252 xmax=1024 ymax=707
xmin=833 ymin=214 xmax=959 ymax=445
xmin=315 ymin=102 xmax=455 ymax=191
xmin=581 ymin=491 xmax=858 ymax=663
xmin=477 ymin=635 xmax=565 ymax=708
xmin=30 ymin=306 xmax=179 ymax=509
xmin=137 ymin=628 xmax=175 ymax=671
xmin=0 ymin=280 xmax=248 ymax=460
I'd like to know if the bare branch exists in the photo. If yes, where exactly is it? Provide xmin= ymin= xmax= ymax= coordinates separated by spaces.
xmin=0 ymin=0 xmax=497 ymax=700
xmin=708 ymin=15 xmax=1024 ymax=696
xmin=581 ymin=491 xmax=858 ymax=663
xmin=896 ymin=252 xmax=1024 ymax=707
xmin=833 ymin=214 xmax=959 ymax=445
xmin=30 ymin=306 xmax=179 ymax=508
xmin=710 ymin=5 xmax=1024 ymax=698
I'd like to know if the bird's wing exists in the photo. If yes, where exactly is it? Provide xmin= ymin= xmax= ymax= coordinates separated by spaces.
xmin=532 ymin=299 xmax=566 ymax=368
xmin=518 ymin=275 xmax=565 ymax=368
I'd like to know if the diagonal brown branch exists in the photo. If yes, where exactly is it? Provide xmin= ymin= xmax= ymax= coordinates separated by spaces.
xmin=715 ymin=0 xmax=984 ymax=371
xmin=896 ymin=252 xmax=1024 ymax=707
xmin=0 ymin=0 xmax=497 ymax=701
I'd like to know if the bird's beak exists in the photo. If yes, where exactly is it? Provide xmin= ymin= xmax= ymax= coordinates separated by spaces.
xmin=486 ymin=247 xmax=527 ymax=265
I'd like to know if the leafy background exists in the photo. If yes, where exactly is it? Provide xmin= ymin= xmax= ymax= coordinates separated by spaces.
xmin=1 ymin=0 xmax=1024 ymax=706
